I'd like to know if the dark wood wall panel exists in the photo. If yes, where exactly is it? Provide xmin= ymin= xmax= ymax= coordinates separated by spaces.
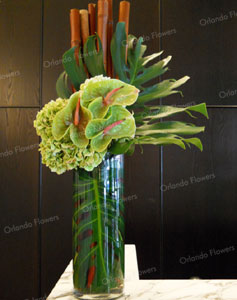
xmin=0 ymin=0 xmax=41 ymax=107
xmin=161 ymin=0 xmax=237 ymax=106
xmin=125 ymin=147 xmax=161 ymax=279
xmin=0 ymin=108 xmax=40 ymax=300
xmin=163 ymin=108 xmax=237 ymax=278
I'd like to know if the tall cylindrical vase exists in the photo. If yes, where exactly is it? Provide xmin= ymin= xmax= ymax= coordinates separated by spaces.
xmin=73 ymin=154 xmax=124 ymax=300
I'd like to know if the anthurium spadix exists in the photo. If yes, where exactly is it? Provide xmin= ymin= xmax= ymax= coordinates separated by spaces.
xmin=52 ymin=92 xmax=92 ymax=148
xmin=85 ymin=106 xmax=136 ymax=152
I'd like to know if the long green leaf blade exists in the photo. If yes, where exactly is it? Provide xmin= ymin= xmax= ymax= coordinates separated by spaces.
xmin=135 ymin=103 xmax=209 ymax=123
xmin=84 ymin=34 xmax=106 ymax=76
xmin=62 ymin=46 xmax=87 ymax=90
xmin=127 ymin=35 xmax=145 ymax=84
xmin=133 ymin=56 xmax=172 ymax=86
xmin=137 ymin=76 xmax=190 ymax=104
xmin=111 ymin=22 xmax=128 ymax=82
xmin=136 ymin=121 xmax=205 ymax=136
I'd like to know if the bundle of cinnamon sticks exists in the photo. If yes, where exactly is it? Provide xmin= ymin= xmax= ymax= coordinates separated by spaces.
xmin=70 ymin=0 xmax=130 ymax=78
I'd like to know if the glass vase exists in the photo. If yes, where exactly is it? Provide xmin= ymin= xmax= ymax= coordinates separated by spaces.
xmin=73 ymin=154 xmax=124 ymax=300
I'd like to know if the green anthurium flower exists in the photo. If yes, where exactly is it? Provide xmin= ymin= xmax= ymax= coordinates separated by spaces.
xmin=80 ymin=75 xmax=139 ymax=118
xmin=52 ymin=92 xmax=92 ymax=148
xmin=85 ymin=105 xmax=136 ymax=152
xmin=87 ymin=96 xmax=106 ymax=119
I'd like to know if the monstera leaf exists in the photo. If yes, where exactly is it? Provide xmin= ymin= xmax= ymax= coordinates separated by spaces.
xmin=135 ymin=134 xmax=204 ymax=151
xmin=111 ymin=23 xmax=191 ymax=107
xmin=109 ymin=23 xmax=209 ymax=154
xmin=127 ymin=35 xmax=171 ymax=87
xmin=110 ymin=103 xmax=208 ymax=155
xmin=134 ymin=103 xmax=208 ymax=124
xmin=52 ymin=92 xmax=92 ymax=148
xmin=86 ymin=106 xmax=136 ymax=152
xmin=136 ymin=77 xmax=190 ymax=105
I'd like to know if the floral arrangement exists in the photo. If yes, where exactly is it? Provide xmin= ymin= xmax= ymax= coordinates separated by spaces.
xmin=33 ymin=1 xmax=210 ymax=297
xmin=34 ymin=13 xmax=208 ymax=175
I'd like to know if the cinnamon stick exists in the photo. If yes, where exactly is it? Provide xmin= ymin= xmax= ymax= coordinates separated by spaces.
xmin=119 ymin=1 xmax=130 ymax=36
xmin=80 ymin=9 xmax=90 ymax=46
xmin=88 ymin=3 xmax=96 ymax=35
xmin=97 ymin=0 xmax=109 ymax=70
xmin=70 ymin=9 xmax=81 ymax=47
xmin=107 ymin=0 xmax=113 ymax=77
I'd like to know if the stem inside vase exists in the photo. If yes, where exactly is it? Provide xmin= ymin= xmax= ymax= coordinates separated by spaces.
xmin=73 ymin=154 xmax=125 ymax=299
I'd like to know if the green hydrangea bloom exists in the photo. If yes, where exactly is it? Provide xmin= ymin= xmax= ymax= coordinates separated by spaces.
xmin=34 ymin=98 xmax=105 ymax=174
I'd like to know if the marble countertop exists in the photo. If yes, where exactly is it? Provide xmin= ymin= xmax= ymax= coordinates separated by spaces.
xmin=47 ymin=245 xmax=237 ymax=300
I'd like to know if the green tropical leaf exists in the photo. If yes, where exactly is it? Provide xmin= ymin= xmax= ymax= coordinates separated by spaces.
xmin=62 ymin=46 xmax=88 ymax=90
xmin=137 ymin=76 xmax=190 ymax=104
xmin=133 ymin=56 xmax=171 ymax=87
xmin=136 ymin=135 xmax=186 ymax=149
xmin=141 ymin=51 xmax=163 ymax=66
xmin=182 ymin=137 xmax=203 ymax=151
xmin=111 ymin=22 xmax=128 ymax=82
xmin=135 ymin=103 xmax=209 ymax=123
xmin=127 ymin=35 xmax=168 ymax=87
xmin=84 ymin=34 xmax=107 ymax=77
xmin=136 ymin=121 xmax=205 ymax=136
xmin=136 ymin=134 xmax=203 ymax=151
xmin=127 ymin=35 xmax=146 ymax=84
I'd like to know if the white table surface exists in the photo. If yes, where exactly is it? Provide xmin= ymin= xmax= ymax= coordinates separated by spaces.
xmin=47 ymin=245 xmax=237 ymax=300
